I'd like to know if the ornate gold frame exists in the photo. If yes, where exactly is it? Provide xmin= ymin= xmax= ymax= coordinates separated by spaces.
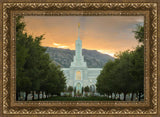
xmin=0 ymin=0 xmax=160 ymax=116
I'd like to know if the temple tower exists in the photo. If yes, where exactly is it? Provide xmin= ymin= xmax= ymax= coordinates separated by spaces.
xmin=70 ymin=24 xmax=87 ymax=68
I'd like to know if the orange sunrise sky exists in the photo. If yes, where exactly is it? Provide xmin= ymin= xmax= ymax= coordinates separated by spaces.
xmin=23 ymin=16 xmax=144 ymax=57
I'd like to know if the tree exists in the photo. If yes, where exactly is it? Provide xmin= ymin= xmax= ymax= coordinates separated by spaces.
xmin=16 ymin=16 xmax=32 ymax=101
xmin=133 ymin=24 xmax=144 ymax=43
xmin=84 ymin=86 xmax=89 ymax=92
xmin=68 ymin=86 xmax=73 ymax=92
xmin=16 ymin=16 xmax=66 ymax=101
xmin=96 ymin=24 xmax=144 ymax=101
xmin=55 ymin=65 xmax=66 ymax=95
xmin=115 ymin=51 xmax=133 ymax=100
xmin=132 ymin=24 xmax=144 ymax=101
xmin=40 ymin=63 xmax=66 ymax=98
xmin=16 ymin=77 xmax=32 ymax=101
xmin=129 ymin=46 xmax=144 ymax=101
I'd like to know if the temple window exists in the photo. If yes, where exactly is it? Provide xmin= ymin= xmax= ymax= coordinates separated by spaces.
xmin=76 ymin=71 xmax=81 ymax=80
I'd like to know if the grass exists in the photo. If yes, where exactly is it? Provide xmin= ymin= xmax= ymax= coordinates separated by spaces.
xmin=39 ymin=96 xmax=118 ymax=101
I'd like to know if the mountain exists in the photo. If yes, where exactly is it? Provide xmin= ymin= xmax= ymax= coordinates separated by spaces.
xmin=45 ymin=47 xmax=114 ymax=68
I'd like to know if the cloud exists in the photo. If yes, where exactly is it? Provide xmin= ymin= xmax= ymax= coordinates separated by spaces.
xmin=23 ymin=16 xmax=144 ymax=56
xmin=52 ymin=43 xmax=69 ymax=49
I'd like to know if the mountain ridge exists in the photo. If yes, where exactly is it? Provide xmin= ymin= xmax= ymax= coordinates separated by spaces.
xmin=45 ymin=47 xmax=114 ymax=68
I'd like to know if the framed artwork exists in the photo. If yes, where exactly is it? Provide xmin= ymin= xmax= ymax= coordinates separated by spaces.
xmin=0 ymin=0 xmax=160 ymax=116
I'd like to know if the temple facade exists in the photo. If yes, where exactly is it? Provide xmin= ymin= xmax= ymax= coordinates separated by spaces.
xmin=61 ymin=24 xmax=102 ymax=94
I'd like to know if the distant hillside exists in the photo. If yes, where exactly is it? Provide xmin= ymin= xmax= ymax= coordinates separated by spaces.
xmin=45 ymin=47 xmax=114 ymax=68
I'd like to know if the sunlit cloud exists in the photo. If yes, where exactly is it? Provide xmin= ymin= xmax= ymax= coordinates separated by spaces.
xmin=52 ymin=43 xmax=69 ymax=49
xmin=23 ymin=16 xmax=144 ymax=55
xmin=97 ymin=50 xmax=115 ymax=57
xmin=58 ymin=46 xmax=69 ymax=49
xmin=53 ymin=43 xmax=60 ymax=46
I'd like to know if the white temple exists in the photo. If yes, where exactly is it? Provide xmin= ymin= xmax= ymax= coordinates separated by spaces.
xmin=61 ymin=24 xmax=102 ymax=95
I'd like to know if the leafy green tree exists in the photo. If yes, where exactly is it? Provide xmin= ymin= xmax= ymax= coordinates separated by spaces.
xmin=96 ymin=24 xmax=144 ymax=101
xmin=16 ymin=16 xmax=66 ymax=101
xmin=97 ymin=52 xmax=133 ymax=101
xmin=133 ymin=24 xmax=144 ymax=43
xmin=68 ymin=86 xmax=73 ymax=92
xmin=129 ymin=47 xmax=144 ymax=101
xmin=115 ymin=51 xmax=133 ymax=100
xmin=132 ymin=24 xmax=144 ymax=101
xmin=96 ymin=60 xmax=115 ymax=95
xmin=16 ymin=77 xmax=32 ymax=101
xmin=40 ymin=63 xmax=66 ymax=98
xmin=55 ymin=65 xmax=66 ymax=95
xmin=84 ymin=86 xmax=89 ymax=92
xmin=16 ymin=16 xmax=31 ymax=100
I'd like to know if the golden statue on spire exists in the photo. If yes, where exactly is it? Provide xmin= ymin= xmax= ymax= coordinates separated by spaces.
xmin=78 ymin=23 xmax=80 ymax=28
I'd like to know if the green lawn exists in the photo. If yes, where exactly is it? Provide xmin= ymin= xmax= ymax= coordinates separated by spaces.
xmin=39 ymin=96 xmax=118 ymax=101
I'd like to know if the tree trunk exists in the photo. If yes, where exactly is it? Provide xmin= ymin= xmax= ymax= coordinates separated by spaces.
xmin=32 ymin=91 xmax=34 ymax=101
xmin=118 ymin=93 xmax=120 ymax=100
xmin=136 ymin=92 xmax=138 ymax=101
xmin=46 ymin=91 xmax=48 ymax=99
xmin=123 ymin=93 xmax=126 ymax=101
xmin=25 ymin=91 xmax=28 ymax=101
xmin=57 ymin=93 xmax=60 ymax=96
xmin=16 ymin=92 xmax=19 ymax=101
xmin=42 ymin=91 xmax=44 ymax=99
xmin=138 ymin=92 xmax=141 ymax=101
xmin=131 ymin=92 xmax=134 ymax=101
xmin=38 ymin=91 xmax=40 ymax=100
xmin=51 ymin=93 xmax=54 ymax=97
xmin=114 ymin=93 xmax=117 ymax=100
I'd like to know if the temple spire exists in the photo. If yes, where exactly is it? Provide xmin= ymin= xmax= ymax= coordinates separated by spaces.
xmin=70 ymin=23 xmax=87 ymax=68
